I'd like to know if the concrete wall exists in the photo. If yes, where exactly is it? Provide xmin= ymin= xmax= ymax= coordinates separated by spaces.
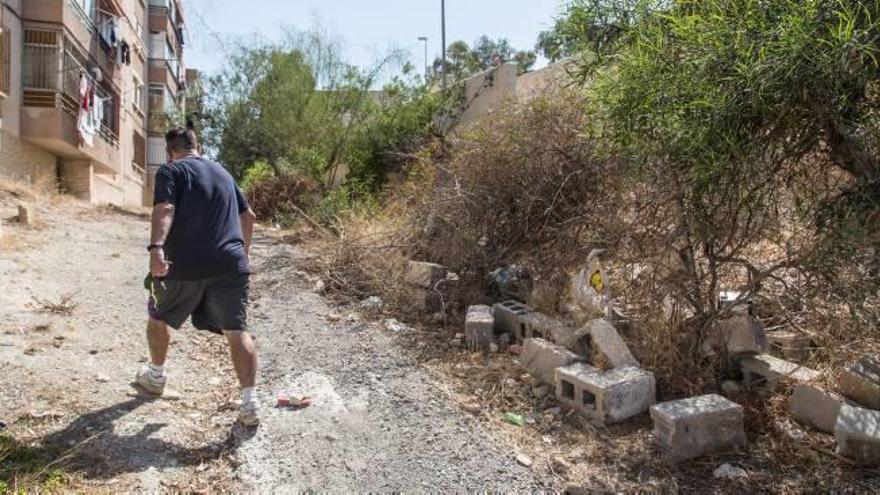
xmin=454 ymin=63 xmax=519 ymax=128
xmin=517 ymin=60 xmax=575 ymax=102
xmin=0 ymin=131 xmax=57 ymax=190
xmin=0 ymin=0 xmax=57 ymax=192
xmin=446 ymin=60 xmax=576 ymax=132
xmin=93 ymin=172 xmax=125 ymax=205
xmin=59 ymin=160 xmax=93 ymax=201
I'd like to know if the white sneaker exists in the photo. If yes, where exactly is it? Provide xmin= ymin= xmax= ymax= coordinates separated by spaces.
xmin=238 ymin=400 xmax=260 ymax=427
xmin=135 ymin=366 xmax=166 ymax=396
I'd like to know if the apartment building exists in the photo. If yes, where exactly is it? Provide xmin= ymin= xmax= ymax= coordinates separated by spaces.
xmin=0 ymin=0 xmax=189 ymax=207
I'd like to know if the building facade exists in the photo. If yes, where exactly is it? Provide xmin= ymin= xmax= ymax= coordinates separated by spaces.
xmin=0 ymin=0 xmax=188 ymax=206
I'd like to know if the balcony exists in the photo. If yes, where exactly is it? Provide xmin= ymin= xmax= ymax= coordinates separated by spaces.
xmin=20 ymin=29 xmax=120 ymax=174
xmin=148 ymin=57 xmax=183 ymax=91
xmin=23 ymin=1 xmax=122 ymax=83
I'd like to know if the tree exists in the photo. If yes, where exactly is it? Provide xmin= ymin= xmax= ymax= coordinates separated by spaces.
xmin=557 ymin=0 xmax=880 ymax=320
xmin=431 ymin=36 xmax=536 ymax=84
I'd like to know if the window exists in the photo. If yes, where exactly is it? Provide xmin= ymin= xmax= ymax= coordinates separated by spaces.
xmin=72 ymin=0 xmax=95 ymax=16
xmin=149 ymin=33 xmax=165 ymax=58
xmin=147 ymin=136 xmax=167 ymax=166
xmin=0 ymin=26 xmax=10 ymax=97
xmin=132 ymin=75 xmax=144 ymax=111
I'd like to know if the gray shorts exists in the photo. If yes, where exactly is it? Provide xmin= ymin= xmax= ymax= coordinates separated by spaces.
xmin=145 ymin=272 xmax=249 ymax=333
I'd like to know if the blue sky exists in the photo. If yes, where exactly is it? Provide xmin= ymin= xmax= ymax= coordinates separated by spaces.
xmin=182 ymin=0 xmax=565 ymax=79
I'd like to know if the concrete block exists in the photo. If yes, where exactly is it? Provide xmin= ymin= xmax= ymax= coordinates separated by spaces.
xmin=790 ymin=384 xmax=843 ymax=433
xmin=521 ymin=338 xmax=583 ymax=385
xmin=834 ymin=404 xmax=880 ymax=466
xmin=520 ymin=312 xmax=565 ymax=342
xmin=702 ymin=314 xmax=768 ymax=356
xmin=650 ymin=394 xmax=746 ymax=462
xmin=767 ymin=330 xmax=813 ymax=361
xmin=548 ymin=324 xmax=591 ymax=356
xmin=465 ymin=305 xmax=494 ymax=350
xmin=556 ymin=363 xmax=656 ymax=423
xmin=839 ymin=356 xmax=880 ymax=410
xmin=585 ymin=319 xmax=638 ymax=369
xmin=493 ymin=300 xmax=534 ymax=341
xmin=17 ymin=204 xmax=33 ymax=226
xmin=405 ymin=261 xmax=447 ymax=289
xmin=739 ymin=353 xmax=820 ymax=388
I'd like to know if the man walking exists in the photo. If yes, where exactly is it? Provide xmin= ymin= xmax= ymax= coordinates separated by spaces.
xmin=136 ymin=127 xmax=260 ymax=426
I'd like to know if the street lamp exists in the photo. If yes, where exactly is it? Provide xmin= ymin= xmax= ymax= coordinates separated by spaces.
xmin=441 ymin=0 xmax=447 ymax=89
xmin=417 ymin=36 xmax=428 ymax=81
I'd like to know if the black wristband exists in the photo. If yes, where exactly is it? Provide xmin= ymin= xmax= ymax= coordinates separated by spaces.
xmin=147 ymin=244 xmax=164 ymax=252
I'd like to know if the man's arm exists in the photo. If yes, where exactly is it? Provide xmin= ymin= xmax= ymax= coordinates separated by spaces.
xmin=240 ymin=208 xmax=256 ymax=256
xmin=149 ymin=202 xmax=175 ymax=277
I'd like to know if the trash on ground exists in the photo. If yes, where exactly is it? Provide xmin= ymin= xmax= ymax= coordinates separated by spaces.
xmin=504 ymin=412 xmax=525 ymax=426
xmin=714 ymin=463 xmax=747 ymax=480
xmin=515 ymin=453 xmax=533 ymax=467
xmin=276 ymin=395 xmax=312 ymax=410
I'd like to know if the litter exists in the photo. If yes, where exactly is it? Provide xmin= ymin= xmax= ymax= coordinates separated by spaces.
xmin=276 ymin=395 xmax=312 ymax=410
xmin=504 ymin=412 xmax=525 ymax=426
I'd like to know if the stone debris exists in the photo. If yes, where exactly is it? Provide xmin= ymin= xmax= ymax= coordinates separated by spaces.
xmin=790 ymin=383 xmax=843 ymax=434
xmin=834 ymin=404 xmax=880 ymax=466
xmin=404 ymin=261 xmax=448 ymax=288
xmin=403 ymin=261 xmax=451 ymax=312
xmin=839 ymin=355 xmax=880 ymax=410
xmin=520 ymin=312 xmax=564 ymax=342
xmin=584 ymin=319 xmax=638 ymax=369
xmin=383 ymin=319 xmax=409 ymax=333
xmin=713 ymin=463 xmax=747 ymax=480
xmin=702 ymin=314 xmax=768 ymax=356
xmin=520 ymin=338 xmax=584 ymax=385
xmin=739 ymin=353 xmax=820 ymax=388
xmin=766 ymin=330 xmax=813 ymax=361
xmin=493 ymin=300 xmax=534 ymax=341
xmin=515 ymin=453 xmax=533 ymax=467
xmin=17 ymin=204 xmax=33 ymax=226
xmin=465 ymin=305 xmax=494 ymax=351
xmin=650 ymin=394 xmax=746 ymax=462
xmin=556 ymin=363 xmax=655 ymax=423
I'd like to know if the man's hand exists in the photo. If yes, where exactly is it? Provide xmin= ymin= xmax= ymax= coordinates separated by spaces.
xmin=150 ymin=248 xmax=171 ymax=278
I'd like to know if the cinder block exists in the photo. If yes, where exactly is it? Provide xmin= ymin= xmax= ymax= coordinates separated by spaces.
xmin=790 ymin=384 xmax=843 ymax=433
xmin=548 ymin=324 xmax=591 ymax=356
xmin=405 ymin=261 xmax=447 ymax=289
xmin=493 ymin=300 xmax=534 ymax=341
xmin=767 ymin=330 xmax=813 ymax=361
xmin=834 ymin=404 xmax=880 ymax=466
xmin=520 ymin=312 xmax=564 ymax=342
xmin=465 ymin=305 xmax=494 ymax=350
xmin=702 ymin=314 xmax=768 ymax=356
xmin=585 ymin=319 xmax=638 ymax=369
xmin=521 ymin=338 xmax=583 ymax=385
xmin=650 ymin=394 xmax=746 ymax=462
xmin=839 ymin=356 xmax=880 ymax=410
xmin=739 ymin=353 xmax=820 ymax=388
xmin=555 ymin=363 xmax=655 ymax=423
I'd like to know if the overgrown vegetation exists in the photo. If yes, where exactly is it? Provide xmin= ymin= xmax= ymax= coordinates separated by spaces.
xmin=0 ymin=433 xmax=69 ymax=493
xmin=328 ymin=0 xmax=880 ymax=388
xmin=203 ymin=27 xmax=440 ymax=227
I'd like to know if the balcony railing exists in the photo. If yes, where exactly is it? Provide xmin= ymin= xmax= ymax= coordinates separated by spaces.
xmin=23 ymin=29 xmax=119 ymax=148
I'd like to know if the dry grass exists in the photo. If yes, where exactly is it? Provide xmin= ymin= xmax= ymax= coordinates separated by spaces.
xmin=30 ymin=293 xmax=79 ymax=316
xmin=309 ymin=88 xmax=880 ymax=490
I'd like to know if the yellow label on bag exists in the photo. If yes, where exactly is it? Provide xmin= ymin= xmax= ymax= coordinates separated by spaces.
xmin=590 ymin=270 xmax=604 ymax=293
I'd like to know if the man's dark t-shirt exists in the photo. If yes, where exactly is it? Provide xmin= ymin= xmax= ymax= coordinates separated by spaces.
xmin=153 ymin=156 xmax=250 ymax=281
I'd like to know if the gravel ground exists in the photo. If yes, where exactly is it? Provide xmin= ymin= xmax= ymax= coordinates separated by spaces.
xmin=0 ymin=193 xmax=544 ymax=492
xmin=236 ymin=233 xmax=541 ymax=491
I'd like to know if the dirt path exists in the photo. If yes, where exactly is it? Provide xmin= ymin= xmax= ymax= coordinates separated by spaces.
xmin=0 ymin=195 xmax=541 ymax=492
